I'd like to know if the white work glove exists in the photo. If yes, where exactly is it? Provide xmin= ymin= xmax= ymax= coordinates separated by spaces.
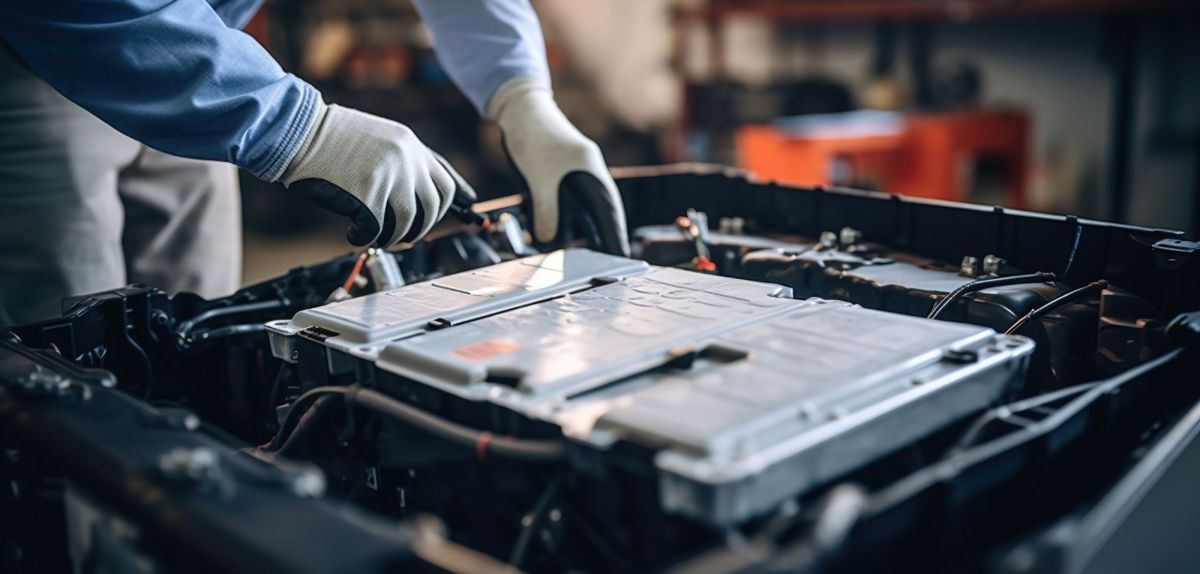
xmin=487 ymin=77 xmax=630 ymax=256
xmin=279 ymin=100 xmax=476 ymax=247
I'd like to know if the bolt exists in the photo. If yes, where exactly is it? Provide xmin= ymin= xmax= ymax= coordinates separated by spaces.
xmin=151 ymin=408 xmax=200 ymax=431
xmin=819 ymin=231 xmax=838 ymax=249
xmin=1001 ymin=544 xmax=1037 ymax=574
xmin=158 ymin=447 xmax=218 ymax=485
xmin=827 ymin=407 xmax=849 ymax=421
xmin=960 ymin=256 xmax=980 ymax=277
xmin=12 ymin=371 xmax=71 ymax=398
xmin=941 ymin=349 xmax=979 ymax=364
xmin=289 ymin=467 xmax=326 ymax=498
xmin=24 ymin=371 xmax=63 ymax=385
xmin=982 ymin=254 xmax=1007 ymax=276
xmin=839 ymin=226 xmax=862 ymax=246
xmin=731 ymin=217 xmax=746 ymax=234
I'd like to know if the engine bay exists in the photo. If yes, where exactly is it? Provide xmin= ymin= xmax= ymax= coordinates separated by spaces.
xmin=3 ymin=167 xmax=1198 ymax=573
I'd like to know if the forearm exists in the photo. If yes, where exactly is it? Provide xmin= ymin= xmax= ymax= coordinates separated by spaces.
xmin=411 ymin=0 xmax=550 ymax=113
xmin=0 ymin=0 xmax=316 ymax=181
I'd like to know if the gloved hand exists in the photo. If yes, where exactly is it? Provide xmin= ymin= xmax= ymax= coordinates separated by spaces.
xmin=279 ymin=100 xmax=476 ymax=247
xmin=487 ymin=77 xmax=630 ymax=256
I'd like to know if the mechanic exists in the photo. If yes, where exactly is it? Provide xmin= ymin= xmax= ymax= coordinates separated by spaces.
xmin=0 ymin=0 xmax=630 ymax=326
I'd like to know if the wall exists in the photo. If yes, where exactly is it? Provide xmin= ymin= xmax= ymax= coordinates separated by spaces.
xmin=764 ymin=16 xmax=1197 ymax=233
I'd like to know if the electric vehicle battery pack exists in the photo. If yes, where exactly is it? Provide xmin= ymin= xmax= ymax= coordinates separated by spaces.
xmin=268 ymin=250 xmax=1034 ymax=525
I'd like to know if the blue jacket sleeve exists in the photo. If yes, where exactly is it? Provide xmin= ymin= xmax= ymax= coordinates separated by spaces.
xmin=411 ymin=0 xmax=551 ymax=114
xmin=0 ymin=0 xmax=317 ymax=181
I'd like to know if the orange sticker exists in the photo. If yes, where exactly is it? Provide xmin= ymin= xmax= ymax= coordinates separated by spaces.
xmin=450 ymin=338 xmax=520 ymax=362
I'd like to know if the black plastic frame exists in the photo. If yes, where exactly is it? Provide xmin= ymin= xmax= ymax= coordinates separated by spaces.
xmin=614 ymin=165 xmax=1198 ymax=314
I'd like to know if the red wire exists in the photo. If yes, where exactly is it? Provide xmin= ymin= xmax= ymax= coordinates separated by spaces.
xmin=475 ymin=431 xmax=492 ymax=461
xmin=341 ymin=252 xmax=368 ymax=293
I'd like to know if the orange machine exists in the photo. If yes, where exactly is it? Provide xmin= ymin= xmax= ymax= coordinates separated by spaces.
xmin=736 ymin=109 xmax=1030 ymax=208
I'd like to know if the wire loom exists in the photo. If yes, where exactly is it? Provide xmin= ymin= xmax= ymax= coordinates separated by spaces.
xmin=264 ymin=384 xmax=566 ymax=462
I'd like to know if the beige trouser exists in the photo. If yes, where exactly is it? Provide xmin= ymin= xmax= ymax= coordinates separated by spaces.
xmin=0 ymin=46 xmax=242 ymax=327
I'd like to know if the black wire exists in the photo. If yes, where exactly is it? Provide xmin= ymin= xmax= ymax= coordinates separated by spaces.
xmin=127 ymin=328 xmax=156 ymax=399
xmin=1062 ymin=220 xmax=1083 ymax=278
xmin=509 ymin=475 xmax=564 ymax=568
xmin=927 ymin=272 xmax=1057 ymax=320
xmin=1004 ymin=280 xmax=1108 ymax=335
xmin=267 ymin=386 xmax=565 ymax=462
xmin=352 ymin=388 xmax=564 ymax=461
xmin=175 ymin=299 xmax=288 ymax=345
xmin=557 ymin=495 xmax=640 ymax=574
xmin=187 ymin=323 xmax=265 ymax=343
xmin=267 ymin=386 xmax=359 ymax=450
xmin=1166 ymin=311 xmax=1200 ymax=347
xmin=266 ymin=366 xmax=291 ymax=425
xmin=277 ymin=396 xmax=339 ymax=457
xmin=949 ymin=382 xmax=1098 ymax=455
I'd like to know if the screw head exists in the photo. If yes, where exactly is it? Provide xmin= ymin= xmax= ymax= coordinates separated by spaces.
xmin=158 ymin=447 xmax=218 ymax=484
xmin=12 ymin=371 xmax=71 ymax=398
xmin=289 ymin=467 xmax=326 ymax=498
xmin=839 ymin=226 xmax=862 ymax=246
xmin=819 ymin=231 xmax=838 ymax=249
xmin=982 ymin=254 xmax=1007 ymax=275
xmin=960 ymin=256 xmax=980 ymax=277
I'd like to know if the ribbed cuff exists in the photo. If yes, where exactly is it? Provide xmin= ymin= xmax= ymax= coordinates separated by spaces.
xmin=258 ymin=83 xmax=321 ymax=182
xmin=277 ymin=99 xmax=329 ymax=185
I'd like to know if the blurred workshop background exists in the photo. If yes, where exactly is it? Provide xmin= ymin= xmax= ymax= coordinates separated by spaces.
xmin=239 ymin=0 xmax=1200 ymax=283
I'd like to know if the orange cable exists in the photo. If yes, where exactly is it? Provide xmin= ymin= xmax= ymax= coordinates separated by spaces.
xmin=341 ymin=251 xmax=369 ymax=293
